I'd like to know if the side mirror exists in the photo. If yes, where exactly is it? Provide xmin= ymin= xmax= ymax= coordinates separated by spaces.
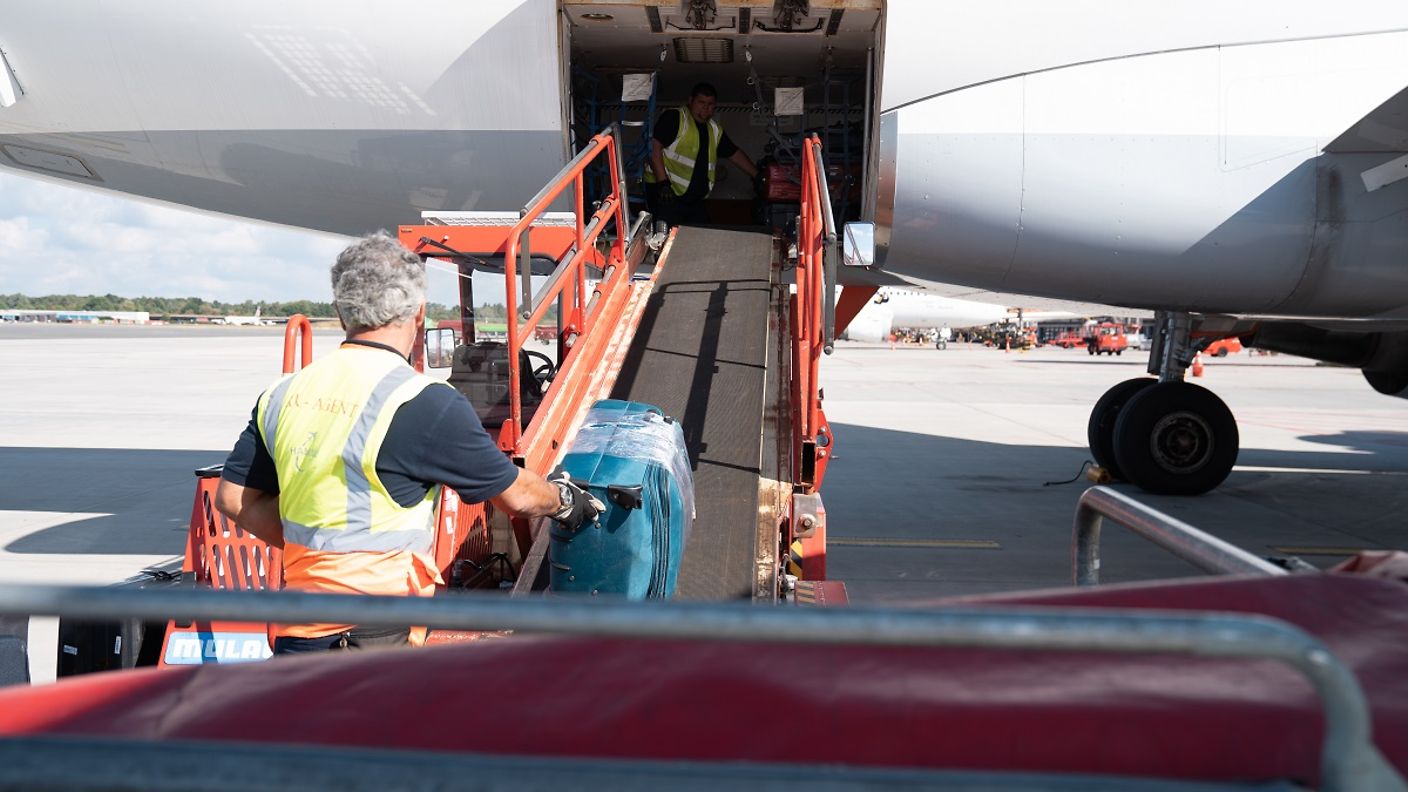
xmin=424 ymin=327 xmax=458 ymax=369
xmin=842 ymin=222 xmax=875 ymax=268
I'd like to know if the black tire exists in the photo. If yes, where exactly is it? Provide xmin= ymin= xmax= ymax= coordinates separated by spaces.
xmin=1087 ymin=345 xmax=1096 ymax=356
xmin=1115 ymin=350 xmax=1123 ymax=356
xmin=1112 ymin=382 xmax=1239 ymax=496
xmin=1212 ymin=348 xmax=1228 ymax=358
xmin=1086 ymin=378 xmax=1158 ymax=479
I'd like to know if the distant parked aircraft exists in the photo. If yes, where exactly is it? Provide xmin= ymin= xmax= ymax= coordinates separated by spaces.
xmin=843 ymin=288 xmax=1070 ymax=343
xmin=215 ymin=307 xmax=268 ymax=326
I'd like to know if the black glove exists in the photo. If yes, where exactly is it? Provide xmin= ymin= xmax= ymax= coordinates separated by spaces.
xmin=655 ymin=184 xmax=675 ymax=206
xmin=550 ymin=472 xmax=605 ymax=531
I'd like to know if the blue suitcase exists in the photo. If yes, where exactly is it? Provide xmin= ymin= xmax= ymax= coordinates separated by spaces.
xmin=549 ymin=399 xmax=694 ymax=598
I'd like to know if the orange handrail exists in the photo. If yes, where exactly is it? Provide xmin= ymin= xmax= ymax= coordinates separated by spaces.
xmin=795 ymin=135 xmax=835 ymax=491
xmin=282 ymin=314 xmax=313 ymax=374
xmin=500 ymin=130 xmax=630 ymax=452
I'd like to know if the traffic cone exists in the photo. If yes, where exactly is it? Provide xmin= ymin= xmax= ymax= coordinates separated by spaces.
xmin=1192 ymin=352 xmax=1204 ymax=378
xmin=1004 ymin=337 xmax=1011 ymax=353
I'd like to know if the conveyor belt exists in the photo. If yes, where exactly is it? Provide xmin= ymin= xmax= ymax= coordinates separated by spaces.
xmin=610 ymin=226 xmax=775 ymax=601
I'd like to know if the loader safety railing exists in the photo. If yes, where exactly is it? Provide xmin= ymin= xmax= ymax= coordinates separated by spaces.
xmin=0 ymin=583 xmax=1395 ymax=792
xmin=282 ymin=313 xmax=312 ymax=373
xmin=794 ymin=134 xmax=839 ymax=492
xmin=500 ymin=126 xmax=630 ymax=454
xmin=1072 ymin=486 xmax=1288 ymax=586
xmin=399 ymin=125 xmax=640 ymax=466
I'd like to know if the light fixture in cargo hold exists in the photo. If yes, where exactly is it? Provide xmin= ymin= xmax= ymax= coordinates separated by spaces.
xmin=673 ymin=37 xmax=733 ymax=64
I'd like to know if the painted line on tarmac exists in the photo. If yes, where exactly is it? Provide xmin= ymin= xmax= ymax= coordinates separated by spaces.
xmin=1236 ymin=466 xmax=1408 ymax=476
xmin=829 ymin=537 xmax=1001 ymax=550
xmin=1270 ymin=546 xmax=1384 ymax=557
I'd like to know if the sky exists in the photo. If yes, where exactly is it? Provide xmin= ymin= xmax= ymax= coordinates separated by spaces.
xmin=0 ymin=171 xmax=528 ymax=308
xmin=0 ymin=170 xmax=350 ymax=304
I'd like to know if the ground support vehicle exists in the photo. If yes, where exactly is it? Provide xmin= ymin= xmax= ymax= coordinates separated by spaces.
xmin=0 ymin=132 xmax=1405 ymax=791
xmin=1088 ymin=322 xmax=1128 ymax=355
xmin=1206 ymin=336 xmax=1245 ymax=357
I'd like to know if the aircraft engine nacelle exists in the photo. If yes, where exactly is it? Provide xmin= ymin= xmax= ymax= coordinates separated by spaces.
xmin=874 ymin=37 xmax=1408 ymax=321
xmin=1249 ymin=323 xmax=1408 ymax=398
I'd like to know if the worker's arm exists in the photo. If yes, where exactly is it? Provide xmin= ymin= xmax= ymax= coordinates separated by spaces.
xmin=490 ymin=467 xmax=562 ymax=519
xmin=492 ymin=468 xmax=604 ymax=529
xmin=728 ymin=148 xmax=759 ymax=181
xmin=650 ymin=139 xmax=668 ymax=183
xmin=214 ymin=478 xmax=284 ymax=549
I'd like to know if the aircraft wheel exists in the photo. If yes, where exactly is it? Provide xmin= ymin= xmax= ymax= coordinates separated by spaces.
xmin=1086 ymin=378 xmax=1158 ymax=479
xmin=1113 ymin=382 xmax=1238 ymax=496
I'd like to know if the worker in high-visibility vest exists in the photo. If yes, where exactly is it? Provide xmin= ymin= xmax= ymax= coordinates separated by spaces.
xmin=644 ymin=82 xmax=758 ymax=227
xmin=215 ymin=233 xmax=603 ymax=654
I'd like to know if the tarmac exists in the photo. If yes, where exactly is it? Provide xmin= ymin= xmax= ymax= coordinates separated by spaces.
xmin=2 ymin=323 xmax=1406 ymax=679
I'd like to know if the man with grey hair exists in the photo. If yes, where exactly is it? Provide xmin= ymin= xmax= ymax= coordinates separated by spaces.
xmin=216 ymin=232 xmax=602 ymax=654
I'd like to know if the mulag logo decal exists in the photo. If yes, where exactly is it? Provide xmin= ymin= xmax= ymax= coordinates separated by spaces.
xmin=164 ymin=632 xmax=272 ymax=664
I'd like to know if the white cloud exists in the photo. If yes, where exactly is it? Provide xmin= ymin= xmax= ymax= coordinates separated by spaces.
xmin=0 ymin=172 xmax=347 ymax=302
xmin=0 ymin=172 xmax=534 ymax=309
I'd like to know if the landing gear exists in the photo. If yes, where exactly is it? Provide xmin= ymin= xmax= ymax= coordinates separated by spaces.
xmin=1085 ymin=311 xmax=1240 ymax=495
xmin=1112 ymin=381 xmax=1238 ymax=495
xmin=1086 ymin=377 xmax=1156 ymax=480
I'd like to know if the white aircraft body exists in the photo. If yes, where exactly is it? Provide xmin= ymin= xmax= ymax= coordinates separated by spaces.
xmin=0 ymin=1 xmax=1406 ymax=494
xmin=216 ymin=307 xmax=267 ymax=326
xmin=842 ymin=288 xmax=1074 ymax=343
xmin=843 ymin=289 xmax=1013 ymax=343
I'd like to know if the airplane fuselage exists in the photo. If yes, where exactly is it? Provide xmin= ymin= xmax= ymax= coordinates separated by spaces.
xmin=0 ymin=1 xmax=1405 ymax=323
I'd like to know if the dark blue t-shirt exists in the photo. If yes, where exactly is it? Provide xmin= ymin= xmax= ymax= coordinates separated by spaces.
xmin=222 ymin=346 xmax=520 ymax=507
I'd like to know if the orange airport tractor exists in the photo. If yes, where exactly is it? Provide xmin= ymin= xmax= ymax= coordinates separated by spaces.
xmin=1086 ymin=323 xmax=1128 ymax=356
xmin=1205 ymin=336 xmax=1244 ymax=357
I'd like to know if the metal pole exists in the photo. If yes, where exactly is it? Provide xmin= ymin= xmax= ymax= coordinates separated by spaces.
xmin=518 ymin=225 xmax=533 ymax=321
xmin=1072 ymin=486 xmax=1287 ymax=586
xmin=861 ymin=45 xmax=874 ymax=220
xmin=610 ymin=122 xmax=631 ymax=243
xmin=810 ymin=139 xmax=838 ymax=355
xmin=0 ymin=583 xmax=1386 ymax=790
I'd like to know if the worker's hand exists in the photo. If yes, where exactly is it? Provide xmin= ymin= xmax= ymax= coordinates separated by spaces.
xmin=549 ymin=471 xmax=605 ymax=531
xmin=656 ymin=186 xmax=675 ymax=207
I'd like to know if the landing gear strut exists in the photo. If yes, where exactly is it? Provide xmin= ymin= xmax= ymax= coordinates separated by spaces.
xmin=1085 ymin=311 xmax=1239 ymax=495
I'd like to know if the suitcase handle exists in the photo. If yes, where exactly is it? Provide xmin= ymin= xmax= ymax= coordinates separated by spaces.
xmin=606 ymin=485 xmax=643 ymax=510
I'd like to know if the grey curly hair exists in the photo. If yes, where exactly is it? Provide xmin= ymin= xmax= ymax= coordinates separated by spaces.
xmin=330 ymin=232 xmax=425 ymax=331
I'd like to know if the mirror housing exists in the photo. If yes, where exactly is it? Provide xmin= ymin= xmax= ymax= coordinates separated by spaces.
xmin=424 ymin=327 xmax=458 ymax=369
xmin=842 ymin=222 xmax=875 ymax=268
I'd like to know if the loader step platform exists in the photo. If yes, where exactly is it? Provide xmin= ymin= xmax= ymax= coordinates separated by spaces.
xmin=610 ymin=226 xmax=776 ymax=601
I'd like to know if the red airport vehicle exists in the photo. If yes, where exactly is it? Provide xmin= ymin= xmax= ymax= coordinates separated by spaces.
xmin=1206 ymin=336 xmax=1244 ymax=357
xmin=1087 ymin=322 xmax=1128 ymax=356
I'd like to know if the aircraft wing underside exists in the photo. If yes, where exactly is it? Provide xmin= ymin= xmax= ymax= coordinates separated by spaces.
xmin=1325 ymin=84 xmax=1408 ymax=154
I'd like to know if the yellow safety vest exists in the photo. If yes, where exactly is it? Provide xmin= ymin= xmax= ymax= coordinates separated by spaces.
xmin=645 ymin=106 xmax=722 ymax=197
xmin=255 ymin=345 xmax=444 ymax=555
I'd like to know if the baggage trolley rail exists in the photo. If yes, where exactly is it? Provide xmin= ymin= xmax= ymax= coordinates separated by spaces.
xmin=1072 ymin=486 xmax=1288 ymax=586
xmin=0 ymin=582 xmax=1397 ymax=792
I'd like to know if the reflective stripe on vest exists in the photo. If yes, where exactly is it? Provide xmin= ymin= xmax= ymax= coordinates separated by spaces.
xmin=255 ymin=347 xmax=442 ymax=554
xmin=644 ymin=106 xmax=722 ymax=196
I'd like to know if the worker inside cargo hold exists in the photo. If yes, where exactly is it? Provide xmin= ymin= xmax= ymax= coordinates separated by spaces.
xmin=644 ymin=81 xmax=759 ymax=227
xmin=214 ymin=233 xmax=603 ymax=654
